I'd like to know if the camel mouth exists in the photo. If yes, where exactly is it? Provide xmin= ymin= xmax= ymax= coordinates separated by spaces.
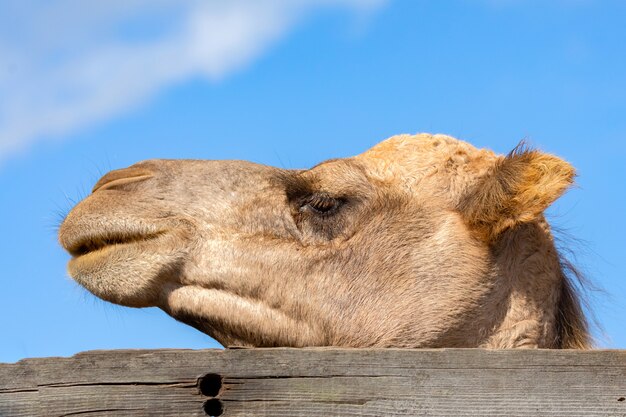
xmin=66 ymin=232 xmax=164 ymax=258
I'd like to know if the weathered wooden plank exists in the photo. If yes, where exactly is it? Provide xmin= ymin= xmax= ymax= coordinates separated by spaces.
xmin=0 ymin=348 xmax=624 ymax=417
xmin=0 ymin=357 xmax=40 ymax=417
xmin=40 ymin=384 xmax=204 ymax=417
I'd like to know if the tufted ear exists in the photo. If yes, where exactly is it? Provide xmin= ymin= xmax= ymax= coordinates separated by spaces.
xmin=458 ymin=145 xmax=575 ymax=242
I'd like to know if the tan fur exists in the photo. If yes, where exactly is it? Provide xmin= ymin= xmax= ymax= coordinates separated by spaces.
xmin=58 ymin=133 xmax=591 ymax=349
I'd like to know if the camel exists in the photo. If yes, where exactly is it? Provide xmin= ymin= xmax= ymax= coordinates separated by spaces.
xmin=58 ymin=133 xmax=590 ymax=349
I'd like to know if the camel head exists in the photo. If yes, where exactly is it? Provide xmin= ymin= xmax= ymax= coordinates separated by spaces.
xmin=58 ymin=134 xmax=590 ymax=349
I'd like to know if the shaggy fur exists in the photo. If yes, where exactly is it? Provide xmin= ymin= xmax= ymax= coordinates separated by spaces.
xmin=58 ymin=133 xmax=590 ymax=349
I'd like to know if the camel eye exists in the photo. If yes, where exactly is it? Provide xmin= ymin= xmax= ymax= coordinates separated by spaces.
xmin=300 ymin=194 xmax=342 ymax=215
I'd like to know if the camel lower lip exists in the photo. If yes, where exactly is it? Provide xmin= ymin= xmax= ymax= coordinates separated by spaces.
xmin=65 ymin=231 xmax=181 ymax=309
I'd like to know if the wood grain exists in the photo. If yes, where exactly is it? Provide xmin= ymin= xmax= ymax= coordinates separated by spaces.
xmin=1 ymin=348 xmax=624 ymax=416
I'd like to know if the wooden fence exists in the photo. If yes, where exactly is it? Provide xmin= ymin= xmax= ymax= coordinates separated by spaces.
xmin=1 ymin=348 xmax=624 ymax=416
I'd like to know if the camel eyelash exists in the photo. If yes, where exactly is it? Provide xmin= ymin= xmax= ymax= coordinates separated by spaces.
xmin=300 ymin=194 xmax=344 ymax=216
xmin=279 ymin=173 xmax=349 ymax=222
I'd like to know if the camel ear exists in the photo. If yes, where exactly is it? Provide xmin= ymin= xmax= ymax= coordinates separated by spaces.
xmin=458 ymin=145 xmax=575 ymax=242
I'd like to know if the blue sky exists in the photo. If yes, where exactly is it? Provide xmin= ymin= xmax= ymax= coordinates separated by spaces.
xmin=1 ymin=0 xmax=624 ymax=363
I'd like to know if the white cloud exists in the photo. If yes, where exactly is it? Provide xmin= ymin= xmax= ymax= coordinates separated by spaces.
xmin=0 ymin=0 xmax=386 ymax=163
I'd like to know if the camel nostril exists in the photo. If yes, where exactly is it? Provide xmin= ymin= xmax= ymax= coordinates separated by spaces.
xmin=92 ymin=167 xmax=154 ymax=193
